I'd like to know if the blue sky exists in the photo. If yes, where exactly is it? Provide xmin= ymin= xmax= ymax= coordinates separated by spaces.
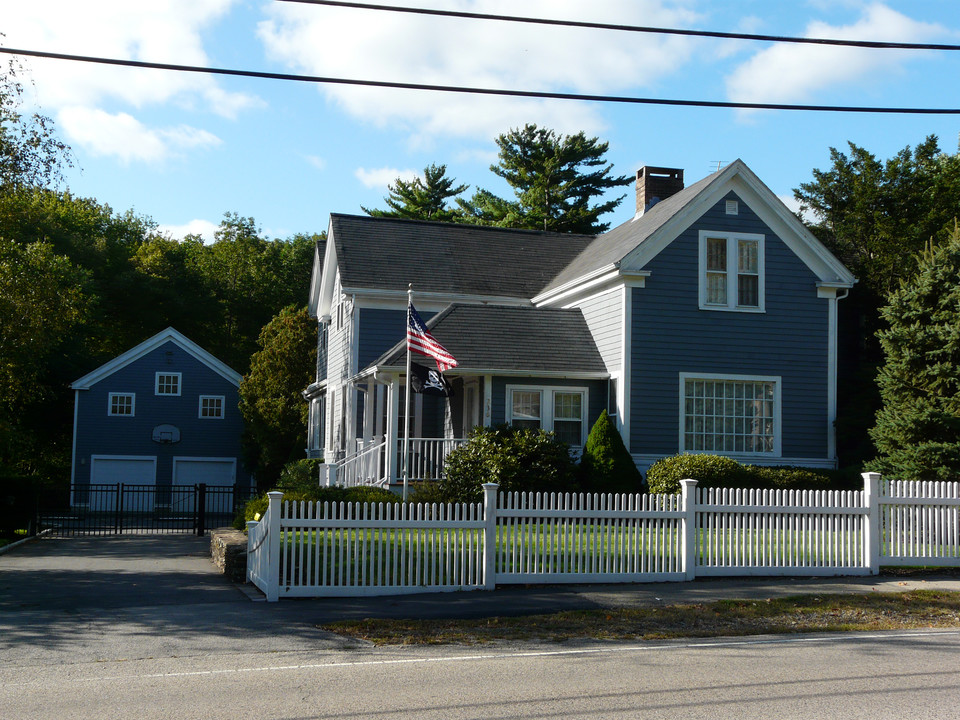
xmin=6 ymin=1 xmax=960 ymax=241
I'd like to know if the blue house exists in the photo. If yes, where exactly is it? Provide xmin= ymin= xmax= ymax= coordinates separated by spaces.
xmin=304 ymin=161 xmax=856 ymax=487
xmin=70 ymin=328 xmax=252 ymax=504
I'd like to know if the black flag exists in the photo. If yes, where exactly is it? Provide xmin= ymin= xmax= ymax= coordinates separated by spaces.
xmin=410 ymin=362 xmax=453 ymax=397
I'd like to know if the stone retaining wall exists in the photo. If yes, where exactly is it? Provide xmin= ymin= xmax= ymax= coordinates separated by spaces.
xmin=210 ymin=527 xmax=247 ymax=582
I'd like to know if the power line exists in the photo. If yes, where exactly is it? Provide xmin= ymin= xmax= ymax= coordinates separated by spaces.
xmin=3 ymin=46 xmax=959 ymax=115
xmin=277 ymin=0 xmax=960 ymax=52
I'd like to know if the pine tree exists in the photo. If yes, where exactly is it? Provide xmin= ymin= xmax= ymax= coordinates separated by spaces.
xmin=870 ymin=224 xmax=960 ymax=481
xmin=362 ymin=164 xmax=468 ymax=222
xmin=458 ymin=124 xmax=632 ymax=234
xmin=578 ymin=409 xmax=643 ymax=492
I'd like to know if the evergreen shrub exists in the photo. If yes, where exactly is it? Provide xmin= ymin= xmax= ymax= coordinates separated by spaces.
xmin=645 ymin=454 xmax=837 ymax=494
xmin=578 ymin=410 xmax=644 ymax=493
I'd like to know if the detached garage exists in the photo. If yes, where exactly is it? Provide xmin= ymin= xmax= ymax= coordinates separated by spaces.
xmin=70 ymin=328 xmax=253 ymax=504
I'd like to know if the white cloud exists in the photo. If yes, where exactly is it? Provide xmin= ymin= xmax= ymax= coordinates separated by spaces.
xmin=7 ymin=0 xmax=259 ymax=117
xmin=158 ymin=218 xmax=220 ymax=243
xmin=725 ymin=4 xmax=947 ymax=107
xmin=355 ymin=167 xmax=419 ymax=189
xmin=306 ymin=155 xmax=327 ymax=171
xmin=58 ymin=107 xmax=221 ymax=163
xmin=257 ymin=0 xmax=702 ymax=142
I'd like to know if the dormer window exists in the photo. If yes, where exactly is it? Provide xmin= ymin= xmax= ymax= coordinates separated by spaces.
xmin=699 ymin=231 xmax=764 ymax=312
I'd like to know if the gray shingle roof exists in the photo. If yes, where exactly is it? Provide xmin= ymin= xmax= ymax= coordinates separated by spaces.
xmin=539 ymin=169 xmax=722 ymax=294
xmin=373 ymin=304 xmax=607 ymax=375
xmin=330 ymin=214 xmax=595 ymax=298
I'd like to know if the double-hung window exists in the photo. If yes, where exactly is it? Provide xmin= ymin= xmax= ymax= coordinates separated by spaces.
xmin=155 ymin=372 xmax=182 ymax=396
xmin=680 ymin=373 xmax=780 ymax=456
xmin=700 ymin=231 xmax=764 ymax=312
xmin=507 ymin=386 xmax=588 ymax=448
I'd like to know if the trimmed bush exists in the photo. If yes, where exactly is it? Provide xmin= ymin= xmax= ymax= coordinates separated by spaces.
xmin=579 ymin=410 xmax=644 ymax=493
xmin=439 ymin=425 xmax=578 ymax=503
xmin=645 ymin=454 xmax=838 ymax=494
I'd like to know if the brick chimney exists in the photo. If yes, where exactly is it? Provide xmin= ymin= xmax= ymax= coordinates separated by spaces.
xmin=635 ymin=166 xmax=684 ymax=217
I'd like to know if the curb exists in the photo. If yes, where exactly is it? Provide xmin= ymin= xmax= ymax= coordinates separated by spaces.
xmin=0 ymin=529 xmax=53 ymax=556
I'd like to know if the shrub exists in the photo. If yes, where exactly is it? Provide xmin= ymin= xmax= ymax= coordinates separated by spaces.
xmin=276 ymin=459 xmax=322 ymax=494
xmin=578 ymin=410 xmax=644 ymax=493
xmin=645 ymin=454 xmax=839 ymax=494
xmin=234 ymin=485 xmax=401 ymax=529
xmin=439 ymin=425 xmax=578 ymax=503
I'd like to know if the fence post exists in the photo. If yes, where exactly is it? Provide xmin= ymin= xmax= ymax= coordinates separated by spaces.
xmin=115 ymin=483 xmax=123 ymax=535
xmin=195 ymin=483 xmax=207 ymax=537
xmin=862 ymin=472 xmax=881 ymax=575
xmin=680 ymin=479 xmax=698 ymax=581
xmin=482 ymin=483 xmax=499 ymax=590
xmin=265 ymin=491 xmax=284 ymax=602
xmin=246 ymin=520 xmax=258 ymax=583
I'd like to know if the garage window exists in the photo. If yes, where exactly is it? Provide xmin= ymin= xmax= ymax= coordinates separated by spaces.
xmin=156 ymin=372 xmax=181 ymax=396
xmin=108 ymin=393 xmax=135 ymax=416
xmin=199 ymin=395 xmax=224 ymax=419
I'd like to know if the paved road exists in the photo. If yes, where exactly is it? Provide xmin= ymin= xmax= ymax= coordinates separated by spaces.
xmin=2 ymin=535 xmax=960 ymax=718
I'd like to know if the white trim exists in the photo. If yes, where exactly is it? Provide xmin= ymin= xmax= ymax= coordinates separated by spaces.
xmin=198 ymin=395 xmax=226 ymax=419
xmin=71 ymin=327 xmax=241 ymax=389
xmin=70 ymin=389 xmax=79 ymax=486
xmin=107 ymin=392 xmax=136 ymax=417
xmin=698 ymin=230 xmax=765 ymax=313
xmin=620 ymin=285 xmax=632 ymax=451
xmin=155 ymin=371 xmax=182 ymax=396
xmin=826 ymin=294 xmax=839 ymax=461
xmin=678 ymin=372 xmax=782 ymax=458
xmin=172 ymin=456 xmax=237 ymax=486
xmin=505 ymin=384 xmax=590 ymax=448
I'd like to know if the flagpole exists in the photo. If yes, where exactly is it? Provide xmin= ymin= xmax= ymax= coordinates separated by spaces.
xmin=402 ymin=284 xmax=413 ymax=501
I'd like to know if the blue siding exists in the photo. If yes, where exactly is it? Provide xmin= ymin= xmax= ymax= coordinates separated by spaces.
xmin=630 ymin=192 xmax=829 ymax=461
xmin=74 ymin=341 xmax=250 ymax=487
xmin=357 ymin=307 xmax=436 ymax=369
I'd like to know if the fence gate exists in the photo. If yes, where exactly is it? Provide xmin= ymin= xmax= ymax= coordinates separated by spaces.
xmin=37 ymin=483 xmax=254 ymax=537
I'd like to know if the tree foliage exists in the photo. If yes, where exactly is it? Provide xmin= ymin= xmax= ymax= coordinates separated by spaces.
xmin=363 ymin=164 xmax=468 ymax=222
xmin=578 ymin=410 xmax=643 ymax=493
xmin=239 ymin=305 xmax=318 ymax=491
xmin=458 ymin=124 xmax=632 ymax=233
xmin=870 ymin=226 xmax=960 ymax=481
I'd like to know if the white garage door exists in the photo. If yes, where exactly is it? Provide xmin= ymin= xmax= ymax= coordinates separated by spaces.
xmin=172 ymin=458 xmax=236 ymax=487
xmin=88 ymin=456 xmax=157 ymax=511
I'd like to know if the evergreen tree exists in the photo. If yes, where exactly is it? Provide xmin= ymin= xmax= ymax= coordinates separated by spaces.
xmin=578 ymin=410 xmax=643 ymax=492
xmin=363 ymin=164 xmax=468 ymax=222
xmin=870 ymin=225 xmax=960 ymax=481
xmin=458 ymin=124 xmax=631 ymax=234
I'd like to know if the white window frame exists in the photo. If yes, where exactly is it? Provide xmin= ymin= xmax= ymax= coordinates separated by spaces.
xmin=679 ymin=373 xmax=781 ymax=458
xmin=198 ymin=395 xmax=225 ymax=419
xmin=155 ymin=372 xmax=182 ymax=396
xmin=505 ymin=385 xmax=589 ymax=448
xmin=107 ymin=392 xmax=136 ymax=417
xmin=698 ymin=230 xmax=765 ymax=313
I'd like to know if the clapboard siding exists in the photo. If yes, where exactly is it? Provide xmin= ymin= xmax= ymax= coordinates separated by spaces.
xmin=630 ymin=192 xmax=829 ymax=461
xmin=74 ymin=340 xmax=249 ymax=487
xmin=575 ymin=288 xmax=622 ymax=373
xmin=357 ymin=308 xmax=405 ymax=369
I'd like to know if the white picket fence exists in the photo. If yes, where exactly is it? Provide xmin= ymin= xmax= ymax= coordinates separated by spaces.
xmin=247 ymin=472 xmax=960 ymax=601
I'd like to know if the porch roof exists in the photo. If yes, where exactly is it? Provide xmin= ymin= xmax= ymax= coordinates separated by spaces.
xmin=369 ymin=304 xmax=608 ymax=376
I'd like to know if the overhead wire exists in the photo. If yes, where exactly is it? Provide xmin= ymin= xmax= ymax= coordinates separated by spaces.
xmin=276 ymin=0 xmax=960 ymax=52
xmin=2 ymin=46 xmax=957 ymax=115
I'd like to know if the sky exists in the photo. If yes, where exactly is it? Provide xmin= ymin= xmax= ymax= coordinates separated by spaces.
xmin=4 ymin=0 xmax=960 ymax=242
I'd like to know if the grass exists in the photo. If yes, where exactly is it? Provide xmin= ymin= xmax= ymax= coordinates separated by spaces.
xmin=321 ymin=590 xmax=960 ymax=646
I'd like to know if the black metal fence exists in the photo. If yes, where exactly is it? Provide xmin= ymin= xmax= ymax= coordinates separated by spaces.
xmin=37 ymin=483 xmax=257 ymax=537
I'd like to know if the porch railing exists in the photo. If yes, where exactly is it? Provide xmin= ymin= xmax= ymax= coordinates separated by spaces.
xmin=330 ymin=436 xmax=468 ymax=488
xmin=401 ymin=437 xmax=468 ymax=483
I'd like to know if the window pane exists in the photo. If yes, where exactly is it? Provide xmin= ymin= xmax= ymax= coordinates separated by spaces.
xmin=738 ymin=275 xmax=759 ymax=306
xmin=554 ymin=420 xmax=582 ymax=446
xmin=511 ymin=390 xmax=541 ymax=428
xmin=707 ymin=237 xmax=726 ymax=271
xmin=738 ymin=240 xmax=758 ymax=273
xmin=156 ymin=374 xmax=180 ymax=395
xmin=706 ymin=272 xmax=727 ymax=304
xmin=554 ymin=392 xmax=582 ymax=420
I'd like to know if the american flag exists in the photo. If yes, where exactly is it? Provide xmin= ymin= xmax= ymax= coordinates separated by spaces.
xmin=407 ymin=303 xmax=458 ymax=372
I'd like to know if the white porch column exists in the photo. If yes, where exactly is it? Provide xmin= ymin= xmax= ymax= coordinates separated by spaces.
xmin=482 ymin=375 xmax=493 ymax=427
xmin=385 ymin=376 xmax=399 ymax=485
